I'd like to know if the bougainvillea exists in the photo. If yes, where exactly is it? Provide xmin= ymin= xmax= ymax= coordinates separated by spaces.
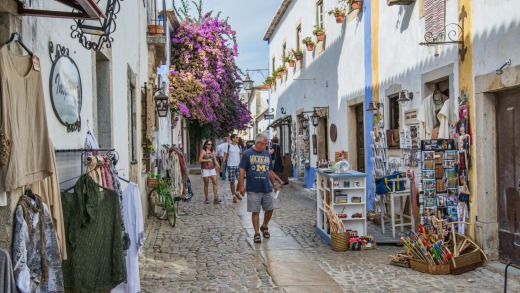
xmin=168 ymin=12 xmax=251 ymax=136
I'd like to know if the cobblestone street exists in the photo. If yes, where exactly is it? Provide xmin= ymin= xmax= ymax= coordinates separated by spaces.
xmin=139 ymin=174 xmax=520 ymax=292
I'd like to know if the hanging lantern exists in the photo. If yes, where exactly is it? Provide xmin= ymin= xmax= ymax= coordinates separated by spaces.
xmin=154 ymin=91 xmax=170 ymax=118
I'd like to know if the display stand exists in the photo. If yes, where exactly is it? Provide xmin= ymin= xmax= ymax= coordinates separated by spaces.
xmin=316 ymin=170 xmax=367 ymax=245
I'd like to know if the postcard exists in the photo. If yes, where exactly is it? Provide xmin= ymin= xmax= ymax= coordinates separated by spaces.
xmin=435 ymin=152 xmax=444 ymax=164
xmin=436 ymin=179 xmax=446 ymax=192
xmin=425 ymin=197 xmax=437 ymax=207
xmin=445 ymin=169 xmax=457 ymax=179
xmin=445 ymin=150 xmax=457 ymax=160
xmin=437 ymin=193 xmax=447 ymax=206
xmin=423 ymin=151 xmax=435 ymax=161
xmin=435 ymin=165 xmax=444 ymax=179
xmin=424 ymin=160 xmax=436 ymax=170
xmin=447 ymin=177 xmax=458 ymax=188
xmin=447 ymin=196 xmax=458 ymax=206
xmin=448 ymin=205 xmax=458 ymax=216
xmin=423 ymin=170 xmax=435 ymax=179
xmin=444 ymin=160 xmax=456 ymax=169
xmin=423 ymin=179 xmax=436 ymax=189
xmin=447 ymin=188 xmax=458 ymax=197
xmin=424 ymin=188 xmax=436 ymax=197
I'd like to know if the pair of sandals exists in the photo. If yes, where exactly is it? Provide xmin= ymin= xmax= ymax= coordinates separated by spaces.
xmin=204 ymin=197 xmax=221 ymax=204
xmin=232 ymin=193 xmax=243 ymax=203
xmin=254 ymin=225 xmax=270 ymax=243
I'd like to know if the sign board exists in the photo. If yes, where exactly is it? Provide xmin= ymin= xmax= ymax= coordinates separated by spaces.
xmin=404 ymin=109 xmax=418 ymax=125
xmin=264 ymin=114 xmax=274 ymax=120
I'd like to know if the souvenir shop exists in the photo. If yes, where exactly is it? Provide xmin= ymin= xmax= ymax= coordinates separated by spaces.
xmin=0 ymin=28 xmax=188 ymax=292
xmin=383 ymin=87 xmax=486 ymax=275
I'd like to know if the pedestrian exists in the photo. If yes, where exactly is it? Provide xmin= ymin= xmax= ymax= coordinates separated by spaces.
xmin=238 ymin=133 xmax=280 ymax=243
xmin=237 ymin=137 xmax=246 ymax=152
xmin=223 ymin=134 xmax=243 ymax=203
xmin=216 ymin=136 xmax=229 ymax=180
xmin=269 ymin=137 xmax=288 ymax=184
xmin=198 ymin=140 xmax=221 ymax=204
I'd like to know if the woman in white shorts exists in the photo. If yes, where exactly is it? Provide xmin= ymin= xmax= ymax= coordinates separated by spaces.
xmin=199 ymin=140 xmax=221 ymax=204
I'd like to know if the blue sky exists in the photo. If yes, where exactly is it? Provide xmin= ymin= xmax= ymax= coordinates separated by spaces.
xmin=167 ymin=1 xmax=280 ymax=83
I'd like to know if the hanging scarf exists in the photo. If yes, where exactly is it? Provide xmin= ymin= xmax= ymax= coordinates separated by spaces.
xmin=18 ymin=194 xmax=49 ymax=284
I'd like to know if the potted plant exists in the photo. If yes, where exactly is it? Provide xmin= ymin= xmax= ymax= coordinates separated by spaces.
xmin=313 ymin=25 xmax=325 ymax=41
xmin=148 ymin=24 xmax=163 ymax=36
xmin=264 ymin=76 xmax=274 ymax=89
xmin=328 ymin=7 xmax=346 ymax=23
xmin=302 ymin=36 xmax=315 ymax=51
xmin=291 ymin=48 xmax=303 ymax=61
xmin=283 ymin=54 xmax=296 ymax=68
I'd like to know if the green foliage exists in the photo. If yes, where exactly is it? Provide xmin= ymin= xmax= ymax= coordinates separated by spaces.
xmin=328 ymin=7 xmax=345 ymax=15
xmin=291 ymin=48 xmax=303 ymax=55
xmin=302 ymin=36 xmax=314 ymax=45
xmin=312 ymin=25 xmax=325 ymax=35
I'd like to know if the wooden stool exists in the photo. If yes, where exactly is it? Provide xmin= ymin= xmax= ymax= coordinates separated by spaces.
xmin=380 ymin=177 xmax=414 ymax=239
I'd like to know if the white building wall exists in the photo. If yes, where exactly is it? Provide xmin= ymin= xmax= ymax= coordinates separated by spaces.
xmin=20 ymin=1 xmax=148 ymax=179
xmin=267 ymin=0 xmax=366 ymax=166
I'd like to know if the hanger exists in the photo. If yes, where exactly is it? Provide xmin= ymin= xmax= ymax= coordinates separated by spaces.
xmin=118 ymin=176 xmax=130 ymax=183
xmin=24 ymin=188 xmax=36 ymax=200
xmin=5 ymin=32 xmax=33 ymax=56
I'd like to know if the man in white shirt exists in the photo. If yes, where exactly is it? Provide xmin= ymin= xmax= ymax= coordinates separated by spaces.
xmin=216 ymin=136 xmax=229 ymax=180
xmin=222 ymin=134 xmax=243 ymax=203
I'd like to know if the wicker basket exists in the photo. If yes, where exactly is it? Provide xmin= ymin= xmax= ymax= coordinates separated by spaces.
xmin=331 ymin=232 xmax=349 ymax=252
xmin=450 ymin=250 xmax=482 ymax=275
xmin=410 ymin=259 xmax=451 ymax=275
xmin=147 ymin=177 xmax=158 ymax=188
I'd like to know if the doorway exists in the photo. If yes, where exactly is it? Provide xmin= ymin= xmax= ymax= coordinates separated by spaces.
xmin=496 ymin=89 xmax=520 ymax=262
xmin=355 ymin=104 xmax=365 ymax=172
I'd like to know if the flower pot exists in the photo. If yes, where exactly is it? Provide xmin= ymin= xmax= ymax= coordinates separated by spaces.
xmin=265 ymin=84 xmax=271 ymax=89
xmin=315 ymin=32 xmax=325 ymax=42
xmin=306 ymin=43 xmax=315 ymax=51
xmin=335 ymin=12 xmax=346 ymax=23
xmin=148 ymin=24 xmax=163 ymax=36
xmin=282 ymin=69 xmax=287 ymax=75
xmin=147 ymin=177 xmax=158 ymax=188
xmin=294 ymin=53 xmax=303 ymax=61
xmin=288 ymin=59 xmax=295 ymax=67
xmin=276 ymin=73 xmax=282 ymax=79
xmin=351 ymin=1 xmax=363 ymax=10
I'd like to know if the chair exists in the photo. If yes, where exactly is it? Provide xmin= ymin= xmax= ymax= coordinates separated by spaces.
xmin=504 ymin=239 xmax=520 ymax=293
xmin=380 ymin=177 xmax=414 ymax=239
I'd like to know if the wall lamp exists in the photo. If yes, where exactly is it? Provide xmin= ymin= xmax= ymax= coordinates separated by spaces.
xmin=298 ymin=113 xmax=310 ymax=129
xmin=281 ymin=107 xmax=287 ymax=115
xmin=298 ymin=106 xmax=329 ymax=128
xmin=397 ymin=90 xmax=414 ymax=106
xmin=495 ymin=59 xmax=511 ymax=75
xmin=154 ymin=91 xmax=170 ymax=117
xmin=366 ymin=102 xmax=383 ymax=112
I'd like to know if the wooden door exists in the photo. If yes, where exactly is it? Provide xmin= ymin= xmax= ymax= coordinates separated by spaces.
xmin=497 ymin=89 xmax=520 ymax=262
xmin=355 ymin=105 xmax=365 ymax=172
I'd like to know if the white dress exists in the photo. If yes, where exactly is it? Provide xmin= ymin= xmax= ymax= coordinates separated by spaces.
xmin=112 ymin=183 xmax=145 ymax=293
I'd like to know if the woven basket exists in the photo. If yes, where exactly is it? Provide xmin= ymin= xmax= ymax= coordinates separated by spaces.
xmin=331 ymin=232 xmax=349 ymax=252
xmin=450 ymin=250 xmax=482 ymax=274
xmin=147 ymin=177 xmax=158 ymax=188
xmin=410 ymin=259 xmax=451 ymax=275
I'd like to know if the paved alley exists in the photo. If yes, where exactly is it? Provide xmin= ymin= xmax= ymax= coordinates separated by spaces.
xmin=139 ymin=175 xmax=520 ymax=293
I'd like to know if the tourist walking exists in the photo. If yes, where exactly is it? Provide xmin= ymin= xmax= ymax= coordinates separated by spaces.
xmin=269 ymin=137 xmax=288 ymax=184
xmin=198 ymin=140 xmax=221 ymax=204
xmin=223 ymin=134 xmax=243 ymax=203
xmin=216 ymin=136 xmax=229 ymax=180
xmin=238 ymin=133 xmax=279 ymax=243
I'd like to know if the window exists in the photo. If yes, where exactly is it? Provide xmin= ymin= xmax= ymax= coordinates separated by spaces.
xmin=282 ymin=42 xmax=286 ymax=59
xmin=296 ymin=25 xmax=301 ymax=50
xmin=388 ymin=94 xmax=400 ymax=130
xmin=316 ymin=1 xmax=324 ymax=29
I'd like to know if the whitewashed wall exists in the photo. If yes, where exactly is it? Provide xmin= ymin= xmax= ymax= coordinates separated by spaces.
xmin=267 ymin=0 xmax=365 ymax=166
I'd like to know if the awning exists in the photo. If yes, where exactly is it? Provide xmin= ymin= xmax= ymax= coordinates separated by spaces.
xmin=17 ymin=0 xmax=106 ymax=20
xmin=268 ymin=115 xmax=292 ymax=129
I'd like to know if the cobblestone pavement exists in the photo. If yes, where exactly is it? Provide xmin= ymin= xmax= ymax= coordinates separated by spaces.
xmin=139 ymin=174 xmax=520 ymax=292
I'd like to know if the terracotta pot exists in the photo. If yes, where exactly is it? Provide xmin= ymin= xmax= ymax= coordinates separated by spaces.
xmin=277 ymin=73 xmax=282 ymax=79
xmin=351 ymin=1 xmax=363 ymax=10
xmin=265 ymin=84 xmax=271 ymax=89
xmin=294 ymin=53 xmax=303 ymax=61
xmin=316 ymin=32 xmax=325 ymax=42
xmin=288 ymin=60 xmax=295 ymax=67
xmin=306 ymin=43 xmax=315 ymax=51
xmin=282 ymin=69 xmax=287 ymax=75
xmin=335 ymin=12 xmax=346 ymax=23
xmin=148 ymin=24 xmax=163 ymax=36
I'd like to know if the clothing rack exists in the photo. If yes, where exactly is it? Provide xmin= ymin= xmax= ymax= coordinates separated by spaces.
xmin=55 ymin=148 xmax=115 ymax=153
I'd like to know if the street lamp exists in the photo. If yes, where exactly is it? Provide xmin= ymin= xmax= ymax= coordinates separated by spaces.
xmin=243 ymin=73 xmax=254 ymax=91
xmin=154 ymin=91 xmax=170 ymax=117
xmin=299 ymin=114 xmax=309 ymax=129
xmin=311 ymin=109 xmax=320 ymax=127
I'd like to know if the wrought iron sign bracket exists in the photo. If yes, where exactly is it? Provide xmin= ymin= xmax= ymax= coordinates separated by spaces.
xmin=419 ymin=5 xmax=467 ymax=61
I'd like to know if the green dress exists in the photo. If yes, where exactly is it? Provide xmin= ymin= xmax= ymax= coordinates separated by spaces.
xmin=62 ymin=175 xmax=126 ymax=292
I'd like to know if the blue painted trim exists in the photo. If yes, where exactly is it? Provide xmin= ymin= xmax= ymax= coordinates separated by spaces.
xmin=293 ymin=165 xmax=297 ymax=178
xmin=305 ymin=167 xmax=316 ymax=188
xmin=364 ymin=0 xmax=375 ymax=211
xmin=315 ymin=227 xmax=332 ymax=245
xmin=316 ymin=170 xmax=367 ymax=178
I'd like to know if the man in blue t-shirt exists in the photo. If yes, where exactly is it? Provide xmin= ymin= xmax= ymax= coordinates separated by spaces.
xmin=239 ymin=133 xmax=279 ymax=244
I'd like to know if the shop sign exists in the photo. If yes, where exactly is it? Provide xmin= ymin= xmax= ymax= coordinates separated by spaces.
xmin=49 ymin=42 xmax=82 ymax=132
xmin=264 ymin=114 xmax=274 ymax=120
